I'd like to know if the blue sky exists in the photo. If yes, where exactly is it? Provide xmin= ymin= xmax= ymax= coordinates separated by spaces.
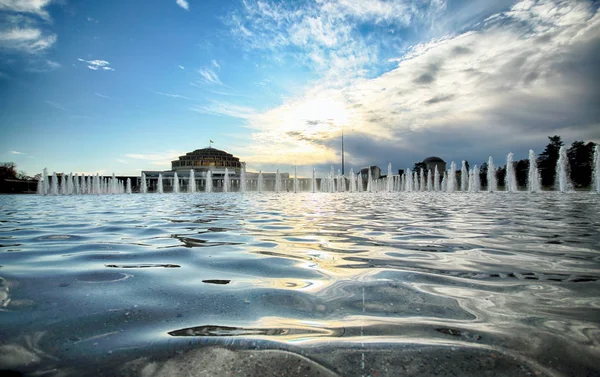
xmin=1 ymin=0 xmax=599 ymax=177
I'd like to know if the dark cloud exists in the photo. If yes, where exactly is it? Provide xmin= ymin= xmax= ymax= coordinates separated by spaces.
xmin=413 ymin=62 xmax=442 ymax=84
xmin=425 ymin=94 xmax=455 ymax=105
xmin=451 ymin=46 xmax=472 ymax=55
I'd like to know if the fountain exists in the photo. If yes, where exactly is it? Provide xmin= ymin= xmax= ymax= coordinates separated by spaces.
xmin=505 ymin=153 xmax=518 ymax=192
xmin=173 ymin=172 xmax=180 ymax=193
xmin=126 ymin=178 xmax=132 ymax=194
xmin=441 ymin=172 xmax=447 ymax=191
xmin=528 ymin=150 xmax=541 ymax=193
xmin=312 ymin=168 xmax=316 ymax=193
xmin=593 ymin=145 xmax=600 ymax=193
xmin=205 ymin=171 xmax=213 ymax=193
xmin=487 ymin=156 xmax=497 ymax=192
xmin=426 ymin=169 xmax=432 ymax=191
xmin=141 ymin=173 xmax=147 ymax=194
xmin=294 ymin=167 xmax=298 ymax=193
xmin=403 ymin=168 xmax=411 ymax=192
xmin=447 ymin=162 xmax=457 ymax=192
xmin=157 ymin=174 xmax=164 ymax=194
xmin=556 ymin=146 xmax=572 ymax=193
xmin=387 ymin=163 xmax=393 ymax=192
xmin=349 ymin=168 xmax=355 ymax=192
xmin=188 ymin=170 xmax=196 ymax=193
xmin=223 ymin=168 xmax=230 ymax=193
xmin=468 ymin=165 xmax=481 ymax=192
xmin=257 ymin=171 xmax=263 ymax=193
xmin=275 ymin=169 xmax=281 ymax=193
xmin=413 ymin=171 xmax=419 ymax=191
xmin=461 ymin=161 xmax=468 ymax=191
xmin=240 ymin=163 xmax=246 ymax=193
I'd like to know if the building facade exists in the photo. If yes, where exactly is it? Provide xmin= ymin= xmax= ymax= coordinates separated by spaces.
xmin=423 ymin=156 xmax=446 ymax=173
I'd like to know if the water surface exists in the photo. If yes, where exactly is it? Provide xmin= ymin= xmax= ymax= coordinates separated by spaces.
xmin=1 ymin=193 xmax=599 ymax=376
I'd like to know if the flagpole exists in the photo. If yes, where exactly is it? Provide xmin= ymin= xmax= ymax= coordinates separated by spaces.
xmin=341 ymin=125 xmax=344 ymax=176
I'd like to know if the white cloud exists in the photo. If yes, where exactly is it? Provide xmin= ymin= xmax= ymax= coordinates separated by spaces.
xmin=154 ymin=91 xmax=193 ymax=100
xmin=116 ymin=159 xmax=128 ymax=164
xmin=0 ymin=27 xmax=56 ymax=53
xmin=10 ymin=150 xmax=24 ymax=155
xmin=77 ymin=58 xmax=114 ymax=71
xmin=211 ymin=59 xmax=220 ymax=70
xmin=190 ymin=101 xmax=257 ymax=120
xmin=198 ymin=68 xmax=222 ymax=84
xmin=176 ymin=0 xmax=189 ymax=11
xmin=239 ymin=0 xmax=600 ymax=167
xmin=45 ymin=100 xmax=67 ymax=111
xmin=178 ymin=65 xmax=185 ymax=69
xmin=0 ymin=0 xmax=53 ymax=20
xmin=0 ymin=1 xmax=57 ymax=54
xmin=94 ymin=92 xmax=110 ymax=99
xmin=124 ymin=151 xmax=184 ymax=168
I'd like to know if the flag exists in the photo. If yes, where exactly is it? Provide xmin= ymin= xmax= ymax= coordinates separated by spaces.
xmin=210 ymin=140 xmax=214 ymax=143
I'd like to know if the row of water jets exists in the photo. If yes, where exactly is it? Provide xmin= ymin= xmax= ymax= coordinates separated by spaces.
xmin=38 ymin=146 xmax=600 ymax=195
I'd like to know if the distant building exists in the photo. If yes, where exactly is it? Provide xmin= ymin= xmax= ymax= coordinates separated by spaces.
xmin=359 ymin=166 xmax=381 ymax=180
xmin=141 ymin=146 xmax=296 ymax=192
xmin=423 ymin=156 xmax=446 ymax=173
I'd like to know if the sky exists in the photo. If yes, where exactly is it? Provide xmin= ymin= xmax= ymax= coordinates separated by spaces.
xmin=1 ymin=0 xmax=599 ymax=177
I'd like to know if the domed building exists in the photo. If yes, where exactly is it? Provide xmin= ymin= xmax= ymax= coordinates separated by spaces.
xmin=141 ymin=146 xmax=246 ymax=192
xmin=140 ymin=146 xmax=291 ymax=192
xmin=171 ymin=148 xmax=243 ymax=172
xmin=423 ymin=156 xmax=446 ymax=173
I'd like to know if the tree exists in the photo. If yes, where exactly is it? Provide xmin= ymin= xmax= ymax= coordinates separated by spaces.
xmin=0 ymin=162 xmax=17 ymax=181
xmin=538 ymin=135 xmax=563 ymax=187
xmin=568 ymin=141 xmax=595 ymax=187
xmin=16 ymin=170 xmax=31 ymax=180
xmin=412 ymin=162 xmax=428 ymax=174
xmin=496 ymin=166 xmax=506 ymax=188
xmin=479 ymin=162 xmax=488 ymax=188
xmin=515 ymin=159 xmax=529 ymax=188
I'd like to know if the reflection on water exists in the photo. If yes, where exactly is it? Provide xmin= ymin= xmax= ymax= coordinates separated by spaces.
xmin=0 ymin=192 xmax=599 ymax=376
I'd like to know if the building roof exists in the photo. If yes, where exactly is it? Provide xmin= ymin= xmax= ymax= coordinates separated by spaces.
xmin=423 ymin=156 xmax=445 ymax=163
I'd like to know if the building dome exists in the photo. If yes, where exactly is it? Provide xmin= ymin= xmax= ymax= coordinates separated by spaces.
xmin=423 ymin=156 xmax=445 ymax=163
xmin=171 ymin=147 xmax=242 ymax=171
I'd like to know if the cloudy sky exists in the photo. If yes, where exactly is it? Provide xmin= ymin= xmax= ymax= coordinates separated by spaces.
xmin=1 ymin=0 xmax=598 ymax=176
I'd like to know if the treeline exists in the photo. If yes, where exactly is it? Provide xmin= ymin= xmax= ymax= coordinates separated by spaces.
xmin=412 ymin=136 xmax=597 ymax=189
xmin=482 ymin=136 xmax=596 ymax=189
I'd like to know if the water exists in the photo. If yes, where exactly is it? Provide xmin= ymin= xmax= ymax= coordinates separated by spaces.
xmin=461 ymin=161 xmax=468 ymax=192
xmin=488 ymin=156 xmax=497 ymax=192
xmin=447 ymin=162 xmax=457 ymax=192
xmin=257 ymin=171 xmax=262 ymax=193
xmin=404 ymin=168 xmax=412 ymax=192
xmin=173 ymin=172 xmax=180 ymax=194
xmin=427 ymin=169 xmax=433 ymax=192
xmin=224 ymin=169 xmax=230 ymax=193
xmin=556 ymin=146 xmax=573 ymax=193
xmin=1 ymin=192 xmax=598 ymax=376
xmin=240 ymin=163 xmax=247 ymax=193
xmin=206 ymin=171 xmax=213 ymax=193
xmin=594 ymin=145 xmax=600 ymax=193
xmin=141 ymin=173 xmax=148 ymax=194
xmin=434 ymin=166 xmax=440 ymax=192
xmin=188 ymin=170 xmax=196 ymax=193
xmin=157 ymin=173 xmax=164 ymax=194
xmin=528 ymin=150 xmax=541 ymax=193
xmin=505 ymin=152 xmax=517 ymax=192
